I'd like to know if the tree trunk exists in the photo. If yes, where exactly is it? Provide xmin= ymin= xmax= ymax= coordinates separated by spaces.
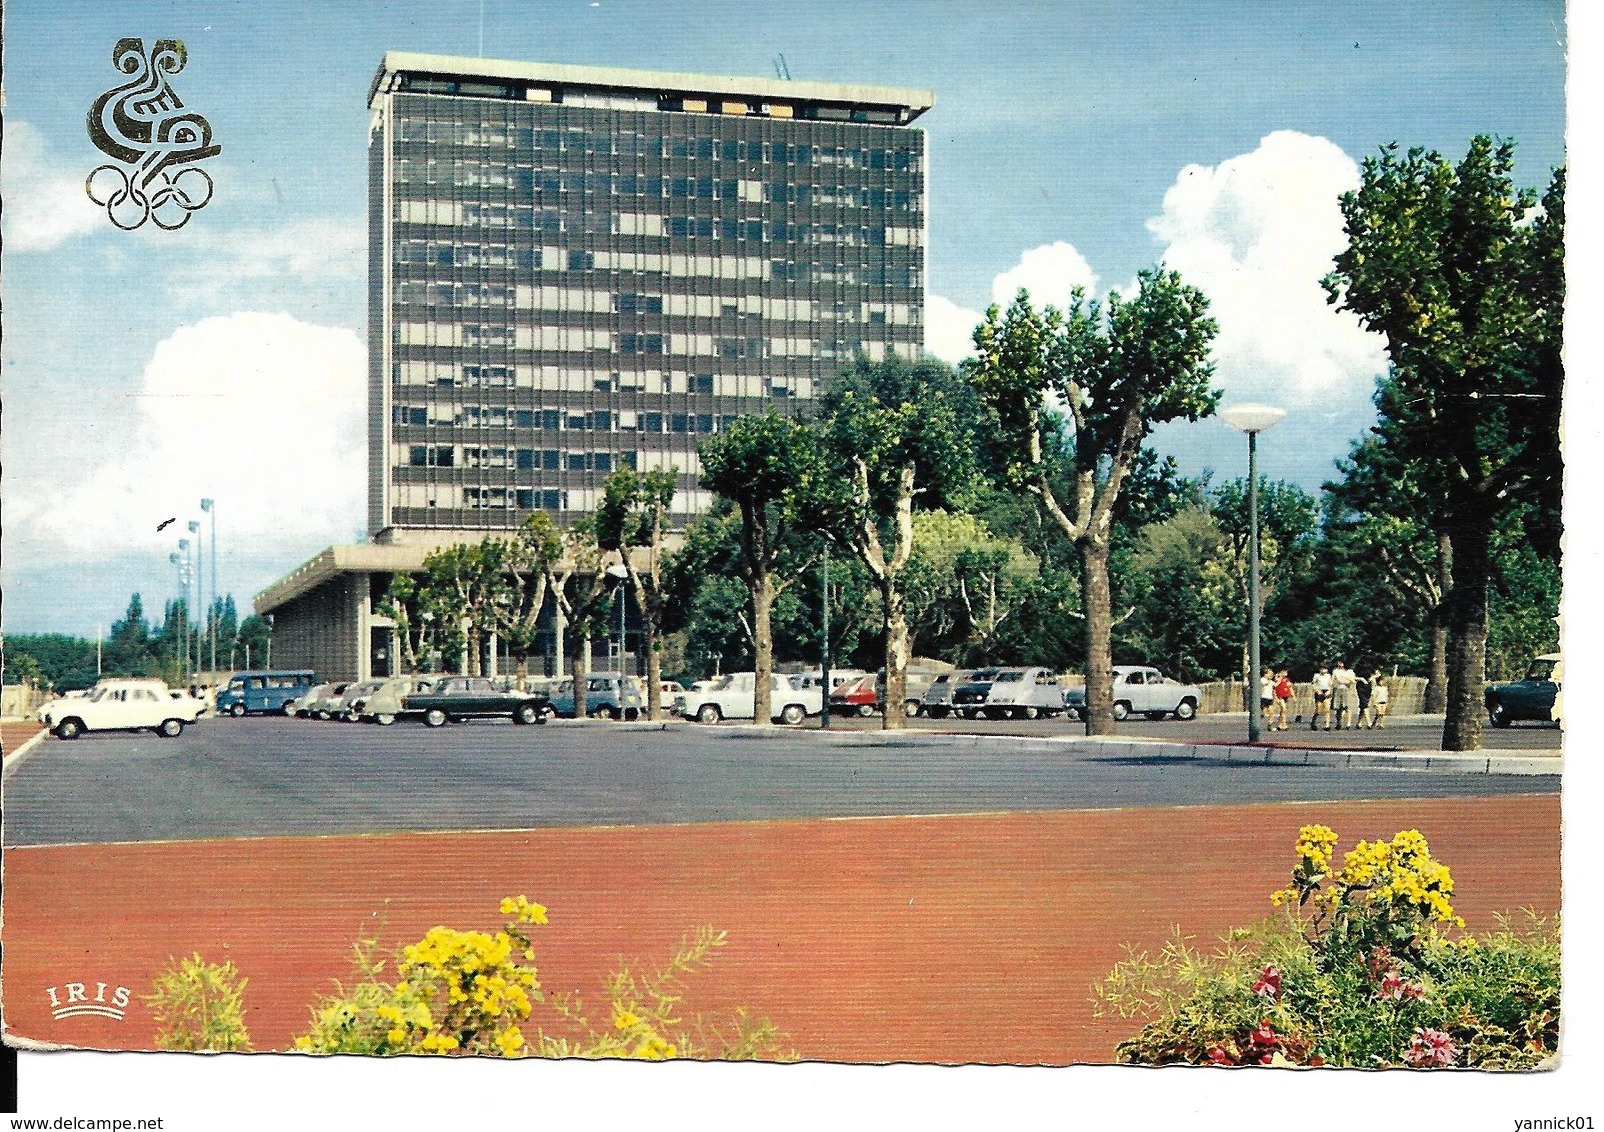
xmin=752 ymin=572 xmax=775 ymax=726
xmin=1441 ymin=516 xmax=1490 ymax=751
xmin=571 ymin=644 xmax=589 ymax=720
xmin=642 ymin=592 xmax=662 ymax=720
xmin=1423 ymin=531 xmax=1452 ymax=713
xmin=881 ymin=576 xmax=910 ymax=732
xmin=1080 ymin=538 xmax=1115 ymax=736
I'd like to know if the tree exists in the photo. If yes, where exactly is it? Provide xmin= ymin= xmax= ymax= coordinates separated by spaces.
xmin=966 ymin=272 xmax=1220 ymax=735
xmin=596 ymin=469 xmax=677 ymax=718
xmin=237 ymin=615 xmax=271 ymax=669
xmin=546 ymin=520 xmax=618 ymax=719
xmin=418 ymin=542 xmax=515 ymax=675
xmin=1324 ymin=137 xmax=1563 ymax=750
xmin=495 ymin=513 xmax=564 ymax=686
xmin=903 ymin=511 xmax=1038 ymax=664
xmin=806 ymin=357 xmax=977 ymax=731
xmin=698 ymin=413 xmax=822 ymax=725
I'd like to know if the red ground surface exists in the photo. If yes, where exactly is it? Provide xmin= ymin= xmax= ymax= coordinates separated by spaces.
xmin=1 ymin=721 xmax=45 ymax=756
xmin=1 ymin=793 xmax=1560 ymax=1064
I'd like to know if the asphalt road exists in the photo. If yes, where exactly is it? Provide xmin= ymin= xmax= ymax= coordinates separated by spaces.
xmin=2 ymin=716 xmax=1559 ymax=847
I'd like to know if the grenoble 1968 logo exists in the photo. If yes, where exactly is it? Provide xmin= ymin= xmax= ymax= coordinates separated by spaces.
xmin=46 ymin=980 xmax=133 ymax=1021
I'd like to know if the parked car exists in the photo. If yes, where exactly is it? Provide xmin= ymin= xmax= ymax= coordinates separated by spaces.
xmin=403 ymin=676 xmax=550 ymax=727
xmin=877 ymin=669 xmax=936 ymax=718
xmin=680 ymin=672 xmax=824 ymax=725
xmin=922 ymin=671 xmax=976 ymax=719
xmin=830 ymin=673 xmax=880 ymax=717
xmin=40 ymin=678 xmax=201 ymax=740
xmin=216 ymin=669 xmax=318 ymax=716
xmin=1062 ymin=666 xmax=1203 ymax=722
xmin=301 ymin=683 xmax=350 ymax=720
xmin=547 ymin=674 xmax=645 ymax=720
xmin=1485 ymin=653 xmax=1561 ymax=727
xmin=337 ymin=680 xmax=388 ymax=721
xmin=358 ymin=674 xmax=450 ymax=725
xmin=951 ymin=667 xmax=1065 ymax=720
xmin=319 ymin=682 xmax=372 ymax=721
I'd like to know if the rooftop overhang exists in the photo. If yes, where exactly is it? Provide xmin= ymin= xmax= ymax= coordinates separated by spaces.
xmin=255 ymin=534 xmax=688 ymax=616
xmin=370 ymin=51 xmax=934 ymax=123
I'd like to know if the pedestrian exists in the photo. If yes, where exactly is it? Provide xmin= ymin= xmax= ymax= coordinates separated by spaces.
xmin=1331 ymin=658 xmax=1357 ymax=730
xmin=1310 ymin=664 xmax=1332 ymax=730
xmin=1259 ymin=667 xmax=1275 ymax=726
xmin=1272 ymin=668 xmax=1294 ymax=731
xmin=1355 ymin=667 xmax=1372 ymax=728
xmin=1369 ymin=670 xmax=1389 ymax=729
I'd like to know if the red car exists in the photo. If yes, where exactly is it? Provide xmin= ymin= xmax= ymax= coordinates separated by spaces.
xmin=829 ymin=673 xmax=879 ymax=717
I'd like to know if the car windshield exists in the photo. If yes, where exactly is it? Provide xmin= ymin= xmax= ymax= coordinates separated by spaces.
xmin=995 ymin=672 xmax=1024 ymax=683
xmin=1526 ymin=658 xmax=1558 ymax=681
xmin=86 ymin=687 xmax=111 ymax=702
xmin=969 ymin=670 xmax=999 ymax=681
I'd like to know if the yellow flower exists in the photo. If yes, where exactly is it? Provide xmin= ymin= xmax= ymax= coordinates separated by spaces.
xmin=496 ymin=1026 xmax=526 ymax=1057
xmin=615 ymin=1009 xmax=642 ymax=1031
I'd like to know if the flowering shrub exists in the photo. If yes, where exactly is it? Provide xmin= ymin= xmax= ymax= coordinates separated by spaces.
xmin=1095 ymin=826 xmax=1560 ymax=1069
xmin=147 ymin=953 xmax=253 ymax=1052
xmin=293 ymin=897 xmax=792 ymax=1061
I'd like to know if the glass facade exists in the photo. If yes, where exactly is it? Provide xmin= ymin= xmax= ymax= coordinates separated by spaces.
xmin=368 ymin=56 xmax=930 ymax=534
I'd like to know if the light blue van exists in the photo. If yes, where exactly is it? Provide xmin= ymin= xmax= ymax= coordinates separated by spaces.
xmin=217 ymin=670 xmax=317 ymax=716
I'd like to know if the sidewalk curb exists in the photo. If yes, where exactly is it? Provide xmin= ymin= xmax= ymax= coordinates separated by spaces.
xmin=2 ymin=725 xmax=50 ymax=782
xmin=675 ymin=723 xmax=1561 ymax=777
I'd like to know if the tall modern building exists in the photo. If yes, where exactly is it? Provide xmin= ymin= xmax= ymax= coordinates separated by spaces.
xmin=255 ymin=54 xmax=934 ymax=681
xmin=367 ymin=52 xmax=933 ymax=536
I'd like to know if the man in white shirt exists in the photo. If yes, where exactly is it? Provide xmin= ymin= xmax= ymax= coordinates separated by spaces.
xmin=1330 ymin=659 xmax=1358 ymax=730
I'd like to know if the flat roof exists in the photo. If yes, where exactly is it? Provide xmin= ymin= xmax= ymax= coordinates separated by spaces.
xmin=372 ymin=51 xmax=933 ymax=121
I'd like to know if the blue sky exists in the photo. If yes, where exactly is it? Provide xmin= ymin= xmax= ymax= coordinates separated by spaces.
xmin=0 ymin=0 xmax=1570 ymax=636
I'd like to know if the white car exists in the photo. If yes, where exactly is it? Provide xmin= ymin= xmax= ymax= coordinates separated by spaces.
xmin=1062 ymin=666 xmax=1203 ymax=722
xmin=40 ymin=678 xmax=203 ymax=740
xmin=679 ymin=672 xmax=824 ymax=726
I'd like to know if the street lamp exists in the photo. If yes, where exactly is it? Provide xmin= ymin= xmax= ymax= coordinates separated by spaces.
xmin=188 ymin=520 xmax=202 ymax=681
xmin=201 ymin=498 xmax=217 ymax=674
xmin=605 ymin=564 xmax=630 ymax=675
xmin=819 ymin=541 xmax=831 ymax=730
xmin=1221 ymin=403 xmax=1286 ymax=744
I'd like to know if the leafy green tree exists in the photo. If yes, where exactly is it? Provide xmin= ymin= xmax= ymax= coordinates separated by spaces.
xmin=1119 ymin=506 xmax=1238 ymax=681
xmin=236 ymin=614 xmax=271 ymax=670
xmin=1324 ymin=137 xmax=1563 ymax=749
xmin=495 ymin=513 xmax=564 ymax=685
xmin=1210 ymin=477 xmax=1319 ymax=684
xmin=547 ymin=520 xmax=618 ymax=718
xmin=596 ymin=469 xmax=678 ymax=718
xmin=966 ymin=272 xmax=1220 ymax=735
xmin=805 ymin=357 xmax=977 ymax=730
xmin=698 ymin=414 xmax=822 ymax=724
xmin=904 ymin=511 xmax=1038 ymax=664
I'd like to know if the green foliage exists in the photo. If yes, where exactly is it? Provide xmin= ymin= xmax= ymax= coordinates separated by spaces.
xmin=1096 ymin=827 xmax=1560 ymax=1069
xmin=147 ymin=953 xmax=253 ymax=1052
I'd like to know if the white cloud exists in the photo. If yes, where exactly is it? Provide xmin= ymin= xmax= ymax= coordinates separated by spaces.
xmin=1146 ymin=130 xmax=1388 ymax=405
xmin=7 ymin=312 xmax=366 ymax=563
xmin=925 ymin=294 xmax=984 ymax=365
xmin=1 ymin=121 xmax=104 ymax=252
xmin=991 ymin=241 xmax=1100 ymax=309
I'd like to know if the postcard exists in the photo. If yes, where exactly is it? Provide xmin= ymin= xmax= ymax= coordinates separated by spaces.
xmin=0 ymin=1 xmax=1591 ymax=1126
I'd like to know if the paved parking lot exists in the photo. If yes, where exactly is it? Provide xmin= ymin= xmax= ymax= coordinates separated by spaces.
xmin=2 ymin=714 xmax=1558 ymax=847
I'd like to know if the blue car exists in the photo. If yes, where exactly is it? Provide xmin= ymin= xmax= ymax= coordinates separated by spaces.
xmin=216 ymin=669 xmax=318 ymax=716
xmin=547 ymin=674 xmax=644 ymax=719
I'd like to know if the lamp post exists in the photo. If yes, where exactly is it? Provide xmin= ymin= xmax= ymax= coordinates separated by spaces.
xmin=819 ymin=541 xmax=831 ymax=730
xmin=188 ymin=520 xmax=202 ymax=682
xmin=605 ymin=564 xmax=630 ymax=675
xmin=1220 ymin=404 xmax=1286 ymax=744
xmin=201 ymin=498 xmax=216 ymax=674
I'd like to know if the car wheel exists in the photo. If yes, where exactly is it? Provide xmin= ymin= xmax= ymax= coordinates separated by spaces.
xmin=316 ymin=710 xmax=330 ymax=721
xmin=1023 ymin=707 xmax=1040 ymax=721
xmin=927 ymin=706 xmax=948 ymax=719
xmin=856 ymin=703 xmax=875 ymax=718
xmin=624 ymin=708 xmax=640 ymax=722
xmin=157 ymin=718 xmax=184 ymax=738
xmin=230 ymin=703 xmax=246 ymax=718
xmin=424 ymin=708 xmax=448 ymax=728
xmin=1174 ymin=699 xmax=1198 ymax=722
xmin=514 ymin=704 xmax=539 ymax=725
xmin=282 ymin=702 xmax=297 ymax=716
xmin=780 ymin=703 xmax=806 ymax=726
xmin=904 ymin=699 xmax=922 ymax=718
xmin=54 ymin=718 xmax=84 ymax=741
xmin=594 ymin=704 xmax=618 ymax=720
xmin=1067 ymin=707 xmax=1084 ymax=723
xmin=1488 ymin=700 xmax=1511 ymax=728
xmin=375 ymin=713 xmax=398 ymax=726
xmin=1112 ymin=701 xmax=1131 ymax=722
xmin=696 ymin=704 xmax=722 ymax=725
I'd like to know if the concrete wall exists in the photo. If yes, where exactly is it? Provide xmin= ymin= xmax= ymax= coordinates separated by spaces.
xmin=269 ymin=574 xmax=371 ymax=683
